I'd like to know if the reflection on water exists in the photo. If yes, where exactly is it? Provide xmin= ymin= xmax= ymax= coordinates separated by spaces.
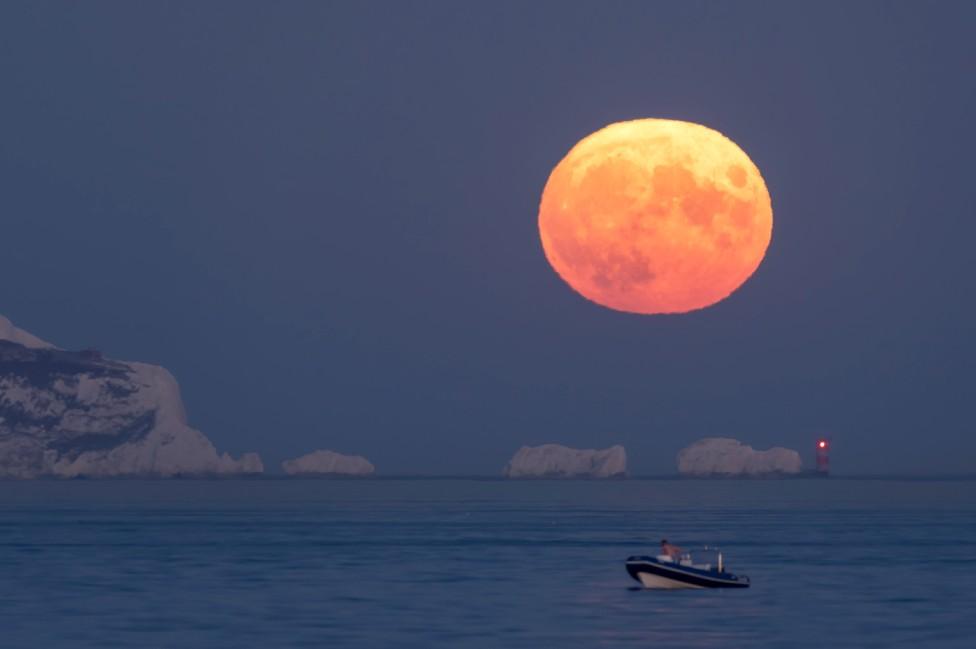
xmin=0 ymin=479 xmax=974 ymax=648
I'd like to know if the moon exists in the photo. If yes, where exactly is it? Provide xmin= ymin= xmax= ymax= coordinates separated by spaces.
xmin=538 ymin=119 xmax=772 ymax=314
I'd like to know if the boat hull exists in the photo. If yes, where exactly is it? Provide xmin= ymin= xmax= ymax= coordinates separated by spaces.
xmin=635 ymin=570 xmax=705 ymax=589
xmin=626 ymin=556 xmax=750 ymax=589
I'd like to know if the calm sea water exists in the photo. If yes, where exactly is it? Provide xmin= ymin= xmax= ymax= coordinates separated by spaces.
xmin=0 ymin=478 xmax=973 ymax=648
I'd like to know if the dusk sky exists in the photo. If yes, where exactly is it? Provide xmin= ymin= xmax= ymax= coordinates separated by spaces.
xmin=2 ymin=1 xmax=973 ymax=474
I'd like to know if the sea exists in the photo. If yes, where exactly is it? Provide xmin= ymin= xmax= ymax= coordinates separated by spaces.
xmin=1 ymin=478 xmax=973 ymax=648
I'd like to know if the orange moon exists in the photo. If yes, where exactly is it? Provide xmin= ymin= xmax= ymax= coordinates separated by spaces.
xmin=538 ymin=119 xmax=772 ymax=314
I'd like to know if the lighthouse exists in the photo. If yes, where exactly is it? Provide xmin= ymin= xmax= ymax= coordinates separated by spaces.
xmin=815 ymin=438 xmax=831 ymax=476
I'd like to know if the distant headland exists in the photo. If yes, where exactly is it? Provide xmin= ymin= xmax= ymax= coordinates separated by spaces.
xmin=2 ymin=315 xmax=830 ymax=480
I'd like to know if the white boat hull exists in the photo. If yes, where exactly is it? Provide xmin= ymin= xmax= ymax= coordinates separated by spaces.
xmin=636 ymin=571 xmax=705 ymax=589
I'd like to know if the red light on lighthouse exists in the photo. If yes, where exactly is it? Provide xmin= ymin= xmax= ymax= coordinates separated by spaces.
xmin=815 ymin=438 xmax=831 ymax=475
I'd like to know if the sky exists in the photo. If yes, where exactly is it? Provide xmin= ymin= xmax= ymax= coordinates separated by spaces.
xmin=1 ymin=1 xmax=974 ymax=475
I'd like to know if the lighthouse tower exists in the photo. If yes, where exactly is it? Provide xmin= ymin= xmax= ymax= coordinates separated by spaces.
xmin=815 ymin=438 xmax=831 ymax=476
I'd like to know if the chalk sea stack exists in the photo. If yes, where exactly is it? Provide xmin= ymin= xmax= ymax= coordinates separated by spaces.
xmin=503 ymin=443 xmax=627 ymax=478
xmin=677 ymin=437 xmax=801 ymax=477
xmin=281 ymin=449 xmax=375 ymax=476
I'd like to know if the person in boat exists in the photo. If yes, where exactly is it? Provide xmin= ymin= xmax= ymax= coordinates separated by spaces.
xmin=660 ymin=539 xmax=683 ymax=561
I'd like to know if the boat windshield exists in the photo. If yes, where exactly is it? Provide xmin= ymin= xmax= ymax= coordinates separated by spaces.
xmin=679 ymin=547 xmax=724 ymax=570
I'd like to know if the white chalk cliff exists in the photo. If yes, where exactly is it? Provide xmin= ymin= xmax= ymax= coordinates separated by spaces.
xmin=281 ymin=449 xmax=375 ymax=476
xmin=0 ymin=315 xmax=55 ymax=350
xmin=677 ymin=437 xmax=802 ymax=476
xmin=0 ymin=315 xmax=263 ymax=478
xmin=503 ymin=443 xmax=627 ymax=478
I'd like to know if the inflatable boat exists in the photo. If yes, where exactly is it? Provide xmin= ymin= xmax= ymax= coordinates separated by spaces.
xmin=625 ymin=551 xmax=750 ymax=589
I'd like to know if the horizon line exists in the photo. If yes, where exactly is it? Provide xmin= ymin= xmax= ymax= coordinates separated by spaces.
xmin=5 ymin=472 xmax=974 ymax=482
